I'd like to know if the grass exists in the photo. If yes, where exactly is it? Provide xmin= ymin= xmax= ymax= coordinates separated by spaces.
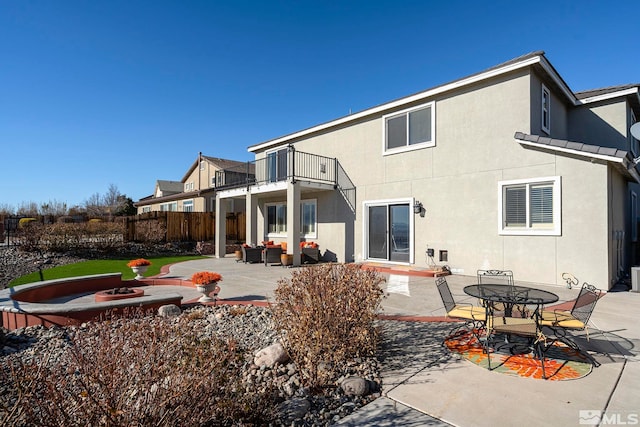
xmin=8 ymin=255 xmax=208 ymax=287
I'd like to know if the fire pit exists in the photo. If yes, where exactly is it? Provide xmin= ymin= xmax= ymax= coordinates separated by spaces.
xmin=95 ymin=287 xmax=145 ymax=302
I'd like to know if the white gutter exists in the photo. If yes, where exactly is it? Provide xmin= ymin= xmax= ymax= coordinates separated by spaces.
xmin=576 ymin=88 xmax=640 ymax=105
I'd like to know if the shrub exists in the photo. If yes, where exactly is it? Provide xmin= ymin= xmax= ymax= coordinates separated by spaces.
xmin=0 ymin=313 xmax=276 ymax=425
xmin=272 ymin=263 xmax=385 ymax=388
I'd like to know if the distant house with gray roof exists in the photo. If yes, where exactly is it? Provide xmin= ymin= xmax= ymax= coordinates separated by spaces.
xmin=135 ymin=153 xmax=252 ymax=214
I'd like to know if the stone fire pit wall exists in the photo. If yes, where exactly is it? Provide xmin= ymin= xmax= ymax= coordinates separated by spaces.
xmin=0 ymin=273 xmax=183 ymax=330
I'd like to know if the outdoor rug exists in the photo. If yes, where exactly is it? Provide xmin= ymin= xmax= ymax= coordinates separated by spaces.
xmin=444 ymin=329 xmax=593 ymax=381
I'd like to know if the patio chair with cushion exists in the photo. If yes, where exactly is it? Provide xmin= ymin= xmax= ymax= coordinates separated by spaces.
xmin=436 ymin=277 xmax=486 ymax=334
xmin=263 ymin=245 xmax=283 ymax=266
xmin=477 ymin=269 xmax=525 ymax=316
xmin=242 ymin=245 xmax=263 ymax=264
xmin=539 ymin=282 xmax=602 ymax=341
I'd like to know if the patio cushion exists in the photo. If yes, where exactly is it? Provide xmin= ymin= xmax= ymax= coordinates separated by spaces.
xmin=266 ymin=244 xmax=281 ymax=249
xmin=448 ymin=305 xmax=486 ymax=321
xmin=539 ymin=310 xmax=585 ymax=329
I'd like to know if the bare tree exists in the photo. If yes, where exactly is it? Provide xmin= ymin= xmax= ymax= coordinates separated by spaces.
xmin=103 ymin=184 xmax=126 ymax=218
xmin=84 ymin=192 xmax=104 ymax=218
xmin=0 ymin=203 xmax=15 ymax=216
xmin=39 ymin=199 xmax=68 ymax=216
xmin=16 ymin=201 xmax=39 ymax=217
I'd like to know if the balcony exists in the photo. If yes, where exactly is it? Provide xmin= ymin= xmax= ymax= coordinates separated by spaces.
xmin=215 ymin=148 xmax=355 ymax=211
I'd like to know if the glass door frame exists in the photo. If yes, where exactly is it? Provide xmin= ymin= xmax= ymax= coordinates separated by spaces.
xmin=362 ymin=198 xmax=415 ymax=264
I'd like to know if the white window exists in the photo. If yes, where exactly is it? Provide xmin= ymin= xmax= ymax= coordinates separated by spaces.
xmin=183 ymin=200 xmax=194 ymax=212
xmin=185 ymin=182 xmax=194 ymax=192
xmin=265 ymin=199 xmax=317 ymax=238
xmin=160 ymin=202 xmax=177 ymax=212
xmin=141 ymin=206 xmax=151 ymax=213
xmin=301 ymin=200 xmax=316 ymax=236
xmin=541 ymin=84 xmax=551 ymax=134
xmin=498 ymin=176 xmax=561 ymax=236
xmin=383 ymin=102 xmax=435 ymax=155
xmin=200 ymin=160 xmax=205 ymax=171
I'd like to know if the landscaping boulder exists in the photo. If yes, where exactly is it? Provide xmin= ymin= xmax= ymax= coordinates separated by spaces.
xmin=158 ymin=304 xmax=182 ymax=317
xmin=254 ymin=341 xmax=289 ymax=367
xmin=340 ymin=376 xmax=370 ymax=396
xmin=278 ymin=397 xmax=310 ymax=422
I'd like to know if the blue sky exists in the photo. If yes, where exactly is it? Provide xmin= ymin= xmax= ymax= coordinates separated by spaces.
xmin=1 ymin=0 xmax=638 ymax=211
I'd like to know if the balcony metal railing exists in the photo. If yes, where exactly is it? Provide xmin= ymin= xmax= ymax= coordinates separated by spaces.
xmin=214 ymin=147 xmax=356 ymax=211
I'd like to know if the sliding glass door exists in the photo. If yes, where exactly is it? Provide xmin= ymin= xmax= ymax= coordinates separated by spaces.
xmin=366 ymin=201 xmax=411 ymax=263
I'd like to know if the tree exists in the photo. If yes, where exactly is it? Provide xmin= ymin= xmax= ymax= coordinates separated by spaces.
xmin=39 ymin=199 xmax=68 ymax=216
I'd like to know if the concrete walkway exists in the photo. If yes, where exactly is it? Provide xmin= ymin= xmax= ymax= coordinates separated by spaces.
xmin=166 ymin=257 xmax=640 ymax=426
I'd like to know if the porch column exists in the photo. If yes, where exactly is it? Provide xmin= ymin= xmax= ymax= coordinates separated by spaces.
xmin=287 ymin=181 xmax=301 ymax=266
xmin=245 ymin=191 xmax=257 ymax=246
xmin=215 ymin=194 xmax=227 ymax=258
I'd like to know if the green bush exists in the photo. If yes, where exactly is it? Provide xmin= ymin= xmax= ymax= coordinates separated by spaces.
xmin=272 ymin=263 xmax=385 ymax=388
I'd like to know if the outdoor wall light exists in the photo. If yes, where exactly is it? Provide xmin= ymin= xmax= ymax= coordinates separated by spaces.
xmin=413 ymin=200 xmax=423 ymax=214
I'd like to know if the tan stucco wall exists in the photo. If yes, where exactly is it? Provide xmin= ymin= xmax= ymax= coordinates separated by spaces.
xmin=250 ymin=69 xmax=630 ymax=287
xmin=569 ymin=101 xmax=628 ymax=149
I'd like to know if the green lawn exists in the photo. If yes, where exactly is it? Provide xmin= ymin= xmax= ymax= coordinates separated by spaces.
xmin=9 ymin=255 xmax=208 ymax=287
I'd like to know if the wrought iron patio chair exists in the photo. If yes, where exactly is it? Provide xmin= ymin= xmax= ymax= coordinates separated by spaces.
xmin=477 ymin=270 xmax=524 ymax=316
xmin=487 ymin=306 xmax=552 ymax=378
xmin=436 ymin=276 xmax=486 ymax=336
xmin=539 ymin=282 xmax=602 ymax=342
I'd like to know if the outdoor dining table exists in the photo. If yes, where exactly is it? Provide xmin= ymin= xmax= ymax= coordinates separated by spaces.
xmin=463 ymin=283 xmax=559 ymax=357
xmin=463 ymin=283 xmax=559 ymax=317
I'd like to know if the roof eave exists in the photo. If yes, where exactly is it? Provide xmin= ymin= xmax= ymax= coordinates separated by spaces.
xmin=249 ymin=53 xmax=550 ymax=153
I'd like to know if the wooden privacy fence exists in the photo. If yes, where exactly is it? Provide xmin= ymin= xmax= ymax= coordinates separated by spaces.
xmin=124 ymin=211 xmax=246 ymax=243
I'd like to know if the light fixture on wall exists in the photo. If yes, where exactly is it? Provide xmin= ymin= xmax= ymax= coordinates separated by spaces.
xmin=413 ymin=200 xmax=423 ymax=214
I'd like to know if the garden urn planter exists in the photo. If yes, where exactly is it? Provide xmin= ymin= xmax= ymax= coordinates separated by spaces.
xmin=196 ymin=282 xmax=219 ymax=303
xmin=131 ymin=265 xmax=148 ymax=280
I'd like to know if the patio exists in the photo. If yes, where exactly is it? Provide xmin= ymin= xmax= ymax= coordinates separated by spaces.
xmin=168 ymin=258 xmax=639 ymax=426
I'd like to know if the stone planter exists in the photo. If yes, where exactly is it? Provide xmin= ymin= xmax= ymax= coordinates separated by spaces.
xmin=195 ymin=282 xmax=219 ymax=303
xmin=235 ymin=250 xmax=243 ymax=262
xmin=131 ymin=265 xmax=149 ymax=280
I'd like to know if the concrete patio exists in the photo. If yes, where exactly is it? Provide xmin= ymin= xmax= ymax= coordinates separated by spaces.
xmin=165 ymin=257 xmax=640 ymax=427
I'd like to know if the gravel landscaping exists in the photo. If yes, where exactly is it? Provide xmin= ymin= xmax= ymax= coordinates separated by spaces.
xmin=0 ymin=246 xmax=383 ymax=425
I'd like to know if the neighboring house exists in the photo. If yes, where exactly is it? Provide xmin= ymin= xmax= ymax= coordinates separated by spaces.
xmin=213 ymin=51 xmax=640 ymax=290
xmin=135 ymin=153 xmax=253 ymax=214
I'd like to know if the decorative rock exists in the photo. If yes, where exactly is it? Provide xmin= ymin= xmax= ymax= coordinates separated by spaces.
xmin=254 ymin=341 xmax=289 ymax=367
xmin=340 ymin=377 xmax=370 ymax=396
xmin=158 ymin=304 xmax=181 ymax=317
xmin=278 ymin=397 xmax=310 ymax=422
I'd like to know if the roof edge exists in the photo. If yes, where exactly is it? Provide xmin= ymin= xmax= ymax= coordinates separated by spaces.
xmin=249 ymin=52 xmax=548 ymax=153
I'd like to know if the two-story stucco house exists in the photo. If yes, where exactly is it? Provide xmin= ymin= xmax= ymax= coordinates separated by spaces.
xmin=213 ymin=51 xmax=640 ymax=290
xmin=136 ymin=153 xmax=252 ymax=214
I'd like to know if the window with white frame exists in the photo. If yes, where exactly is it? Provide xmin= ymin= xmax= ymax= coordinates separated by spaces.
xmin=141 ymin=206 xmax=151 ymax=213
xmin=183 ymin=200 xmax=194 ymax=212
xmin=265 ymin=199 xmax=317 ymax=238
xmin=383 ymin=102 xmax=435 ymax=154
xmin=160 ymin=202 xmax=177 ymax=212
xmin=541 ymin=84 xmax=551 ymax=134
xmin=301 ymin=200 xmax=316 ymax=235
xmin=498 ymin=176 xmax=561 ymax=235
xmin=185 ymin=182 xmax=194 ymax=192
xmin=200 ymin=160 xmax=205 ymax=171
